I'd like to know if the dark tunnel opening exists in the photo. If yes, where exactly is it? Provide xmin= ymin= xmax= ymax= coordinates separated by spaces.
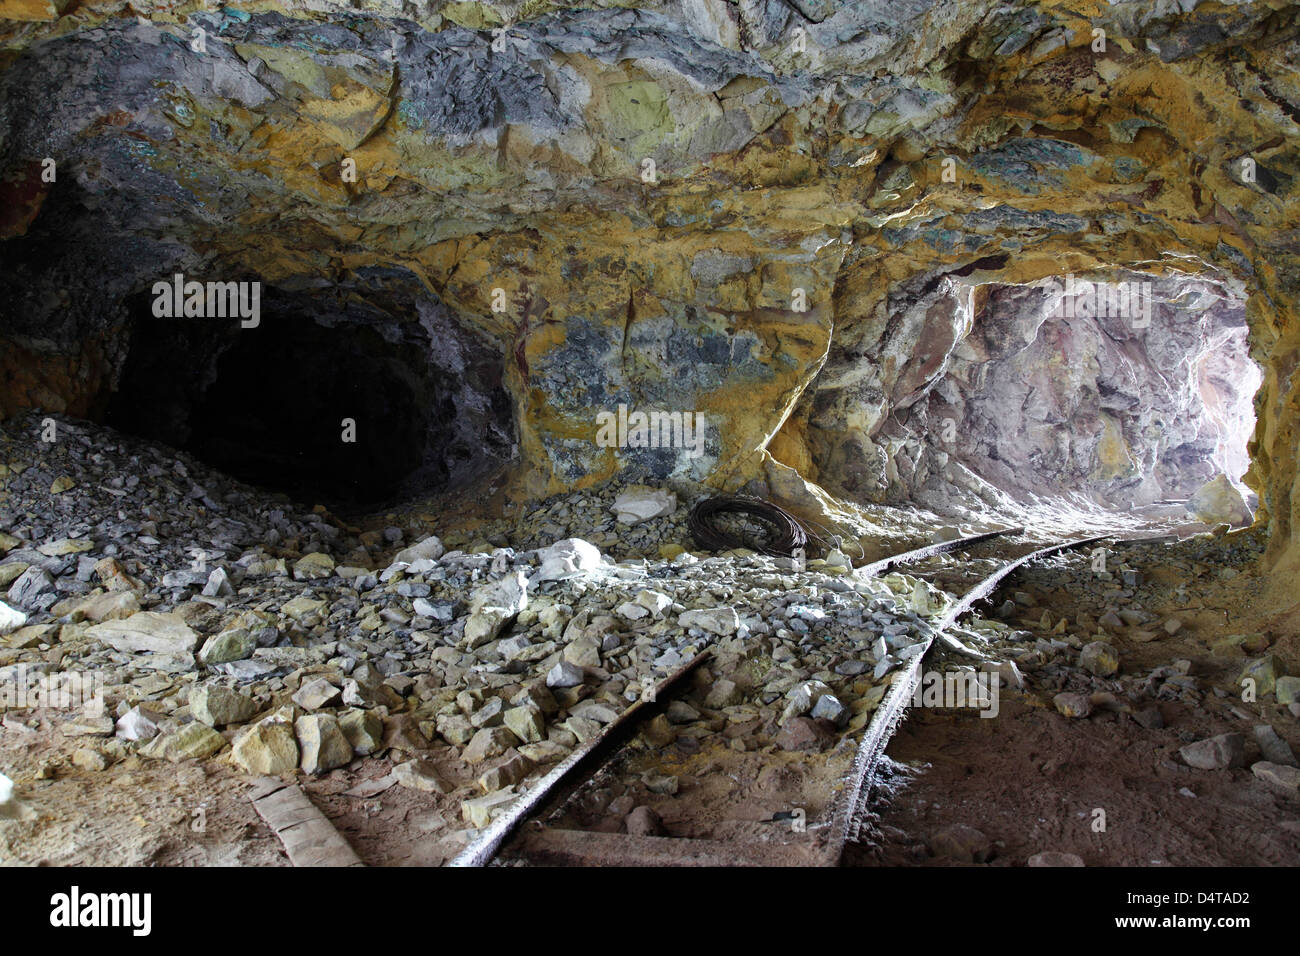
xmin=103 ymin=288 xmax=515 ymax=513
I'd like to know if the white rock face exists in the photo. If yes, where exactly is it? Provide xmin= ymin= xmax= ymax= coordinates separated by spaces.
xmin=827 ymin=273 xmax=1261 ymax=521
xmin=635 ymin=590 xmax=673 ymax=617
xmin=611 ymin=488 xmax=677 ymax=525
xmin=115 ymin=705 xmax=162 ymax=742
xmin=617 ymin=601 xmax=649 ymax=620
xmin=463 ymin=569 xmax=530 ymax=648
xmin=531 ymin=538 xmax=605 ymax=583
xmin=470 ymin=569 xmax=529 ymax=615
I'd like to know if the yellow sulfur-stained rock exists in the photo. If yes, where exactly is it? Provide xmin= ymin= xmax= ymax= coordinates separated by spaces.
xmin=0 ymin=0 xmax=69 ymax=21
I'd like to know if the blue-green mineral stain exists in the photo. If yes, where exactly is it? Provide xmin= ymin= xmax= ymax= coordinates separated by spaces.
xmin=396 ymin=101 xmax=426 ymax=131
xmin=125 ymin=140 xmax=159 ymax=159
xmin=1111 ymin=156 xmax=1148 ymax=184
xmin=968 ymin=137 xmax=1098 ymax=194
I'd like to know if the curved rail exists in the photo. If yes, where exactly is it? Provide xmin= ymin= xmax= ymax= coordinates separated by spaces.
xmin=857 ymin=526 xmax=1025 ymax=577
xmin=448 ymin=651 xmax=711 ymax=867
xmin=814 ymin=533 xmax=1111 ymax=864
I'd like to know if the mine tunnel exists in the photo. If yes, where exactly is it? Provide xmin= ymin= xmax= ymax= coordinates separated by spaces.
xmin=95 ymin=284 xmax=515 ymax=512
xmin=0 ymin=0 xmax=1298 ymax=891
xmin=102 ymin=291 xmax=499 ymax=511
xmin=865 ymin=271 xmax=1263 ymax=528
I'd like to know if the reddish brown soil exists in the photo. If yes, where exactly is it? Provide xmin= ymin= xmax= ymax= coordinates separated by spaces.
xmin=847 ymin=699 xmax=1300 ymax=867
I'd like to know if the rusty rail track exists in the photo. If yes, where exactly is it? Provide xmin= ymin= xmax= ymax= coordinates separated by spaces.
xmin=448 ymin=651 xmax=712 ymax=867
xmin=811 ymin=532 xmax=1111 ymax=864
xmin=450 ymin=529 xmax=1112 ymax=868
xmin=856 ymin=526 xmax=1025 ymax=577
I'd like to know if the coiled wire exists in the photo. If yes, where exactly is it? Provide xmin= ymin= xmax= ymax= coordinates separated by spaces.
xmin=687 ymin=495 xmax=813 ymax=557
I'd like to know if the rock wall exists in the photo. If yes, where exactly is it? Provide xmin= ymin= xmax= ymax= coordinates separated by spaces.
xmin=840 ymin=273 xmax=1260 ymax=520
xmin=2 ymin=1 xmax=1300 ymax=586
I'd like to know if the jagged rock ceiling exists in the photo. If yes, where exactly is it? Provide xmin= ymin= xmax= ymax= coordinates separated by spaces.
xmin=2 ymin=1 xmax=1299 ymax=584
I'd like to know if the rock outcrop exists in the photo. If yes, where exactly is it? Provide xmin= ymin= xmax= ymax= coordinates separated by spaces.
xmin=2 ymin=1 xmax=1300 ymax=588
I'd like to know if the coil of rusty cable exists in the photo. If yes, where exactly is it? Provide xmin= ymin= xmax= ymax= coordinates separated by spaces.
xmin=687 ymin=495 xmax=809 ymax=557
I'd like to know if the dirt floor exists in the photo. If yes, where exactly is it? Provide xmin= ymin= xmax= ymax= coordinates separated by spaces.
xmin=846 ymin=535 xmax=1300 ymax=867
xmin=0 ymin=726 xmax=287 ymax=866
xmin=847 ymin=698 xmax=1300 ymax=866
xmin=0 ymin=721 xmax=502 ymax=867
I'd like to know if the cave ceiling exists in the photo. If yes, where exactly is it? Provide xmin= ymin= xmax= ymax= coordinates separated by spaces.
xmin=2 ymin=0 xmax=1299 ymax=568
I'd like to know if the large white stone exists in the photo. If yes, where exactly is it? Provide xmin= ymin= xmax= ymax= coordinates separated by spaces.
xmin=0 ymin=600 xmax=26 ymax=635
xmin=678 ymin=606 xmax=740 ymax=636
xmin=635 ymin=590 xmax=673 ymax=616
xmin=115 ymin=705 xmax=163 ymax=741
xmin=470 ymin=569 xmax=528 ymax=614
xmin=464 ymin=606 xmax=516 ymax=649
xmin=617 ymin=601 xmax=649 ymax=621
xmin=611 ymin=488 xmax=677 ymax=525
xmin=86 ymin=612 xmax=200 ymax=666
xmin=1190 ymin=474 xmax=1251 ymax=525
xmin=392 ymin=535 xmax=445 ymax=566
xmin=531 ymin=538 xmax=604 ymax=583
